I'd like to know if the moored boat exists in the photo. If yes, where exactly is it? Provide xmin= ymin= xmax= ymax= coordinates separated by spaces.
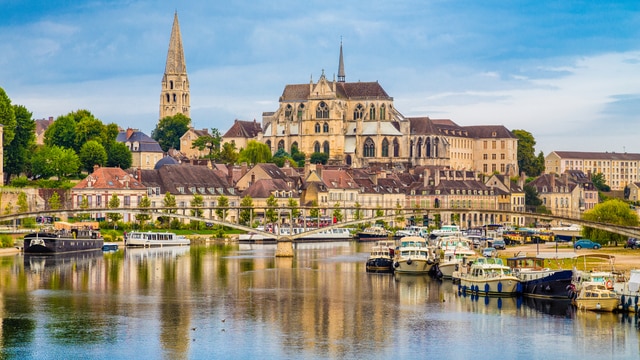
xmin=23 ymin=222 xmax=103 ymax=254
xmin=365 ymin=240 xmax=396 ymax=273
xmin=440 ymin=248 xmax=477 ymax=279
xmin=573 ymin=281 xmax=619 ymax=312
xmin=458 ymin=257 xmax=520 ymax=296
xmin=507 ymin=255 xmax=574 ymax=299
xmin=392 ymin=236 xmax=439 ymax=274
xmin=356 ymin=226 xmax=389 ymax=241
xmin=615 ymin=269 xmax=640 ymax=313
xmin=125 ymin=231 xmax=190 ymax=247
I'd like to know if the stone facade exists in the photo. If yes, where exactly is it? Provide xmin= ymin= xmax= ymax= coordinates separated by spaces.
xmin=160 ymin=12 xmax=190 ymax=120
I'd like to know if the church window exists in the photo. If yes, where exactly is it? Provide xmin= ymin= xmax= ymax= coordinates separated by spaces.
xmin=393 ymin=138 xmax=399 ymax=157
xmin=316 ymin=102 xmax=329 ymax=118
xmin=346 ymin=155 xmax=352 ymax=166
xmin=426 ymin=138 xmax=431 ymax=158
xmin=315 ymin=123 xmax=321 ymax=133
xmin=417 ymin=138 xmax=423 ymax=158
xmin=170 ymin=80 xmax=174 ymax=90
xmin=382 ymin=138 xmax=389 ymax=157
xmin=285 ymin=104 xmax=293 ymax=121
xmin=369 ymin=105 xmax=376 ymax=120
xmin=165 ymin=94 xmax=170 ymax=103
xmin=354 ymin=104 xmax=364 ymax=120
xmin=433 ymin=138 xmax=439 ymax=157
xmin=363 ymin=138 xmax=375 ymax=157
xmin=380 ymin=104 xmax=386 ymax=120
xmin=172 ymin=93 xmax=177 ymax=103
xmin=323 ymin=141 xmax=330 ymax=154
xmin=409 ymin=140 xmax=414 ymax=157
xmin=278 ymin=140 xmax=285 ymax=150
xmin=291 ymin=142 xmax=298 ymax=154
xmin=297 ymin=104 xmax=305 ymax=121
xmin=323 ymin=122 xmax=329 ymax=133
xmin=314 ymin=141 xmax=321 ymax=153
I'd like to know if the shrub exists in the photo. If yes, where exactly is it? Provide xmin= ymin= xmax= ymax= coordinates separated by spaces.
xmin=0 ymin=234 xmax=14 ymax=248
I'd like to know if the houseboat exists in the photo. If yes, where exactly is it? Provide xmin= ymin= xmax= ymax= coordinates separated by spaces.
xmin=365 ymin=240 xmax=396 ymax=273
xmin=507 ymin=255 xmax=573 ymax=299
xmin=393 ymin=236 xmax=439 ymax=274
xmin=458 ymin=257 xmax=520 ymax=296
xmin=125 ymin=231 xmax=190 ymax=247
xmin=23 ymin=221 xmax=103 ymax=254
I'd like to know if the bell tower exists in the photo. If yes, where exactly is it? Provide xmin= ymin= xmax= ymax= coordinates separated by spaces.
xmin=160 ymin=12 xmax=190 ymax=120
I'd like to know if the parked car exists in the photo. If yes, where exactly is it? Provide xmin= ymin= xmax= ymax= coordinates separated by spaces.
xmin=574 ymin=239 xmax=601 ymax=250
xmin=492 ymin=239 xmax=506 ymax=250
xmin=482 ymin=247 xmax=497 ymax=257
xmin=624 ymin=238 xmax=640 ymax=249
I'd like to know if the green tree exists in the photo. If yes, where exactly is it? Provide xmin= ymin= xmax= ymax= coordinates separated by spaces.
xmin=238 ymin=140 xmax=272 ymax=164
xmin=190 ymin=194 xmax=205 ymax=230
xmin=4 ymin=202 xmax=12 ymax=216
xmin=524 ymin=184 xmax=542 ymax=207
xmin=162 ymin=192 xmax=177 ymax=228
xmin=375 ymin=206 xmax=384 ymax=218
xmin=512 ymin=129 xmax=544 ymax=176
xmin=4 ymin=105 xmax=35 ymax=183
xmin=395 ymin=202 xmax=405 ymax=225
xmin=291 ymin=144 xmax=306 ymax=167
xmin=219 ymin=142 xmax=240 ymax=165
xmin=265 ymin=194 xmax=279 ymax=224
xmin=107 ymin=194 xmax=122 ymax=224
xmin=17 ymin=192 xmax=29 ymax=213
xmin=77 ymin=195 xmax=90 ymax=221
xmin=75 ymin=116 xmax=107 ymax=151
xmin=354 ymin=202 xmax=363 ymax=221
xmin=31 ymin=145 xmax=80 ymax=179
xmin=48 ymin=192 xmax=62 ymax=210
xmin=152 ymin=113 xmax=191 ymax=152
xmin=191 ymin=128 xmax=222 ymax=159
xmin=590 ymin=173 xmax=611 ymax=192
xmin=310 ymin=152 xmax=328 ymax=165
xmin=216 ymin=195 xmax=229 ymax=220
xmin=287 ymin=198 xmax=300 ymax=219
xmin=0 ymin=87 xmax=17 ymax=152
xmin=79 ymin=140 xmax=108 ymax=173
xmin=239 ymin=195 xmax=254 ymax=226
xmin=136 ymin=195 xmax=152 ymax=229
xmin=309 ymin=200 xmax=319 ymax=219
xmin=582 ymin=199 xmax=639 ymax=245
xmin=105 ymin=141 xmax=133 ymax=169
xmin=332 ymin=202 xmax=343 ymax=222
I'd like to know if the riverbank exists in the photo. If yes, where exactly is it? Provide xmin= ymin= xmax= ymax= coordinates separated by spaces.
xmin=0 ymin=247 xmax=20 ymax=256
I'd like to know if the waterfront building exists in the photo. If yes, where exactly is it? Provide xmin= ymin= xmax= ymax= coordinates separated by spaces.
xmin=545 ymin=151 xmax=640 ymax=191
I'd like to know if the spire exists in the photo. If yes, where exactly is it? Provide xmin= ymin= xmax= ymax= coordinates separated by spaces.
xmin=165 ymin=11 xmax=186 ymax=75
xmin=337 ymin=39 xmax=345 ymax=83
xmin=160 ymin=11 xmax=190 ymax=120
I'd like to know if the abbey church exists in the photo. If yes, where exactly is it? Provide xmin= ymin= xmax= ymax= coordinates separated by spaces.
xmin=160 ymin=13 xmax=518 ymax=176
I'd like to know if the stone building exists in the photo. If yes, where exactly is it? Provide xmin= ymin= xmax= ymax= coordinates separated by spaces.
xmin=180 ymin=127 xmax=210 ymax=159
xmin=159 ymin=12 xmax=190 ymax=120
xmin=116 ymin=128 xmax=164 ymax=170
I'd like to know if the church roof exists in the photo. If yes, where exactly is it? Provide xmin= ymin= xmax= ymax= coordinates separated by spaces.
xmin=280 ymin=81 xmax=391 ymax=102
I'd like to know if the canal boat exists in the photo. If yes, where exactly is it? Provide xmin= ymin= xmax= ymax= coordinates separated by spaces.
xmin=614 ymin=269 xmax=640 ymax=313
xmin=439 ymin=247 xmax=477 ymax=279
xmin=365 ymin=240 xmax=396 ymax=273
xmin=392 ymin=236 xmax=439 ymax=274
xmin=356 ymin=226 xmax=389 ymax=241
xmin=125 ymin=231 xmax=190 ymax=247
xmin=23 ymin=222 xmax=104 ymax=254
xmin=458 ymin=257 xmax=520 ymax=296
xmin=429 ymin=225 xmax=462 ymax=239
xmin=573 ymin=281 xmax=619 ymax=312
xmin=507 ymin=255 xmax=574 ymax=299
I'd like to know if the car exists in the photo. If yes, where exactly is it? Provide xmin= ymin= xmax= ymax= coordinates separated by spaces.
xmin=624 ymin=238 xmax=640 ymax=249
xmin=492 ymin=239 xmax=506 ymax=250
xmin=574 ymin=239 xmax=601 ymax=250
xmin=482 ymin=247 xmax=497 ymax=257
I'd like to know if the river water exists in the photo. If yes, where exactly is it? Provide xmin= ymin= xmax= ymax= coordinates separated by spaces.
xmin=0 ymin=241 xmax=638 ymax=359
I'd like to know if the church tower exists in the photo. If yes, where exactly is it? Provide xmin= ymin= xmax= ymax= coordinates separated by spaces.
xmin=337 ymin=40 xmax=345 ymax=83
xmin=160 ymin=12 xmax=190 ymax=120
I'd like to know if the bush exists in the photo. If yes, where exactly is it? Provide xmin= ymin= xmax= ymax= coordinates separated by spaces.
xmin=170 ymin=218 xmax=183 ymax=230
xmin=0 ymin=234 xmax=14 ymax=248
xmin=10 ymin=176 xmax=30 ymax=188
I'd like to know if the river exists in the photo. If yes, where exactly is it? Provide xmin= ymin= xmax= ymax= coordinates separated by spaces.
xmin=1 ymin=241 xmax=638 ymax=359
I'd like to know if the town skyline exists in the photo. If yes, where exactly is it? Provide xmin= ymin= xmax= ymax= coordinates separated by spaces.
xmin=2 ymin=1 xmax=640 ymax=155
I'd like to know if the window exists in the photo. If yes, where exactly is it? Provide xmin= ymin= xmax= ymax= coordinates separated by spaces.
xmin=314 ymin=123 xmax=321 ymax=133
xmin=492 ymin=154 xmax=496 ymax=160
xmin=354 ymin=104 xmax=364 ymax=120
xmin=369 ymin=104 xmax=376 ymax=120
xmin=316 ymin=102 xmax=329 ymax=118
xmin=323 ymin=122 xmax=329 ymax=133
xmin=380 ymin=104 xmax=386 ymax=120
xmin=124 ymin=196 xmax=131 ymax=206
xmin=278 ymin=140 xmax=284 ymax=150
xmin=96 ymin=195 xmax=102 ymax=207
xmin=501 ymin=154 xmax=505 ymax=160
xmin=285 ymin=104 xmax=293 ymax=121
xmin=314 ymin=141 xmax=320 ymax=153
xmin=483 ymin=154 xmax=488 ymax=160
xmin=297 ymin=104 xmax=304 ymax=120
xmin=323 ymin=141 xmax=330 ymax=154
xmin=393 ymin=139 xmax=399 ymax=157
xmin=382 ymin=138 xmax=389 ymax=157
xmin=363 ymin=138 xmax=375 ymax=157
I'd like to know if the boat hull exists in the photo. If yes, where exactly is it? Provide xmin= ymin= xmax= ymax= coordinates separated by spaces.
xmin=574 ymin=298 xmax=619 ymax=312
xmin=459 ymin=277 xmax=520 ymax=296
xmin=366 ymin=257 xmax=394 ymax=273
xmin=439 ymin=262 xmax=459 ymax=278
xmin=393 ymin=258 xmax=435 ymax=274
xmin=23 ymin=232 xmax=104 ymax=254
xmin=520 ymin=270 xmax=574 ymax=299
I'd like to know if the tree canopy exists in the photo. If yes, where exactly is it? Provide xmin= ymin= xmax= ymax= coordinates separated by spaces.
xmin=238 ymin=140 xmax=272 ymax=165
xmin=582 ymin=199 xmax=639 ymax=244
xmin=31 ymin=145 xmax=80 ymax=179
xmin=79 ymin=140 xmax=108 ymax=173
xmin=191 ymin=128 xmax=222 ymax=160
xmin=5 ymin=104 xmax=36 ymax=183
xmin=512 ymin=129 xmax=544 ymax=177
xmin=0 ymin=87 xmax=17 ymax=149
xmin=152 ymin=113 xmax=191 ymax=152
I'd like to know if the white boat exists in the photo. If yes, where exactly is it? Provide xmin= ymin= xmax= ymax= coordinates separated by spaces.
xmin=366 ymin=240 xmax=396 ymax=273
xmin=458 ymin=257 xmax=520 ymax=296
xmin=429 ymin=225 xmax=462 ymax=239
xmin=571 ymin=254 xmax=624 ymax=294
xmin=573 ymin=281 xmax=619 ymax=312
xmin=615 ymin=269 xmax=640 ymax=313
xmin=280 ymin=227 xmax=353 ymax=240
xmin=392 ymin=236 xmax=439 ymax=274
xmin=125 ymin=231 xmax=190 ymax=247
xmin=440 ymin=248 xmax=477 ymax=279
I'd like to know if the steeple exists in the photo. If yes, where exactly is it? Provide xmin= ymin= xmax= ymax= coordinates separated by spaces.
xmin=337 ymin=39 xmax=345 ymax=83
xmin=160 ymin=11 xmax=190 ymax=120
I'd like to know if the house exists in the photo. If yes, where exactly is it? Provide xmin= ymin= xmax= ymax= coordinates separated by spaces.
xmin=117 ymin=128 xmax=164 ymax=170
xmin=180 ymin=127 xmax=210 ymax=159
xmin=222 ymin=119 xmax=263 ymax=151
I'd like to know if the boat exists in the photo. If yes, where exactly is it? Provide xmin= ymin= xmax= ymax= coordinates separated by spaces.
xmin=280 ymin=227 xmax=353 ymax=241
xmin=429 ymin=225 xmax=462 ymax=239
xmin=615 ymin=269 xmax=640 ymax=313
xmin=356 ymin=226 xmax=389 ymax=241
xmin=571 ymin=254 xmax=624 ymax=294
xmin=458 ymin=257 xmax=520 ymax=296
xmin=507 ymin=255 xmax=574 ymax=299
xmin=365 ymin=240 xmax=396 ymax=273
xmin=573 ymin=281 xmax=619 ymax=312
xmin=438 ymin=236 xmax=477 ymax=279
xmin=392 ymin=236 xmax=439 ymax=274
xmin=124 ymin=231 xmax=190 ymax=247
xmin=23 ymin=222 xmax=104 ymax=254
xmin=102 ymin=243 xmax=119 ymax=252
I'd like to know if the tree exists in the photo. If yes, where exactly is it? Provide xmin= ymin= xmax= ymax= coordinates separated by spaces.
xmin=77 ymin=195 xmax=90 ymax=221
xmin=512 ymin=129 xmax=544 ymax=176
xmin=395 ymin=202 xmax=405 ymax=225
xmin=265 ymin=195 xmax=279 ymax=224
xmin=107 ymin=194 xmax=122 ymax=224
xmin=238 ymin=140 xmax=272 ymax=164
xmin=4 ymin=104 xmax=35 ymax=183
xmin=31 ymin=145 xmax=80 ymax=179
xmin=582 ymin=199 xmax=639 ymax=245
xmin=524 ymin=184 xmax=542 ymax=207
xmin=75 ymin=116 xmax=107 ymax=151
xmin=17 ymin=192 xmax=29 ymax=213
xmin=136 ymin=195 xmax=152 ymax=229
xmin=219 ymin=142 xmax=240 ymax=165
xmin=291 ymin=145 xmax=306 ymax=167
xmin=190 ymin=194 xmax=204 ymax=230
xmin=105 ymin=141 xmax=133 ymax=169
xmin=48 ymin=192 xmax=61 ymax=210
xmin=590 ymin=173 xmax=611 ymax=192
xmin=287 ymin=198 xmax=300 ymax=219
xmin=310 ymin=152 xmax=328 ymax=165
xmin=191 ymin=128 xmax=222 ymax=160
xmin=239 ymin=195 xmax=254 ymax=226
xmin=0 ymin=87 xmax=17 ymax=150
xmin=309 ymin=200 xmax=319 ymax=219
xmin=354 ymin=202 xmax=363 ymax=221
xmin=79 ymin=140 xmax=108 ymax=173
xmin=216 ymin=195 xmax=229 ymax=221
xmin=162 ymin=192 xmax=177 ymax=228
xmin=152 ymin=113 xmax=191 ymax=152
xmin=332 ymin=202 xmax=343 ymax=222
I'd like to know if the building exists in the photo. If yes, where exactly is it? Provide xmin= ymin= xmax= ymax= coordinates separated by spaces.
xmin=527 ymin=171 xmax=598 ymax=217
xmin=116 ymin=128 xmax=164 ymax=170
xmin=222 ymin=119 xmax=263 ymax=151
xmin=180 ymin=127 xmax=210 ymax=159
xmin=160 ymin=11 xmax=190 ymax=120
xmin=545 ymin=151 xmax=640 ymax=191
xmin=35 ymin=117 xmax=54 ymax=145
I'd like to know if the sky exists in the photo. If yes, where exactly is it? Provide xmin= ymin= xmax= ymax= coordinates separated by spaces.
xmin=1 ymin=0 xmax=640 ymax=155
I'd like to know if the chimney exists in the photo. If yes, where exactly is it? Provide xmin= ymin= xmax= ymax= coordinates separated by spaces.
xmin=550 ymin=174 xmax=556 ymax=191
xmin=241 ymin=162 xmax=248 ymax=175
xmin=424 ymin=168 xmax=430 ymax=187
xmin=434 ymin=170 xmax=440 ymax=187
xmin=126 ymin=128 xmax=134 ymax=140
xmin=137 ymin=167 xmax=142 ymax=182
xmin=316 ymin=163 xmax=323 ymax=177
xmin=503 ymin=175 xmax=510 ymax=188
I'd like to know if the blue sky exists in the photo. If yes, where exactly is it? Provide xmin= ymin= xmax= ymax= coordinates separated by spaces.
xmin=2 ymin=0 xmax=640 ymax=155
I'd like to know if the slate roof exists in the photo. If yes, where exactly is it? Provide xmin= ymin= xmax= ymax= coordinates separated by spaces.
xmin=137 ymin=164 xmax=234 ymax=196
xmin=117 ymin=129 xmax=163 ymax=153
xmin=242 ymin=179 xmax=296 ymax=198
